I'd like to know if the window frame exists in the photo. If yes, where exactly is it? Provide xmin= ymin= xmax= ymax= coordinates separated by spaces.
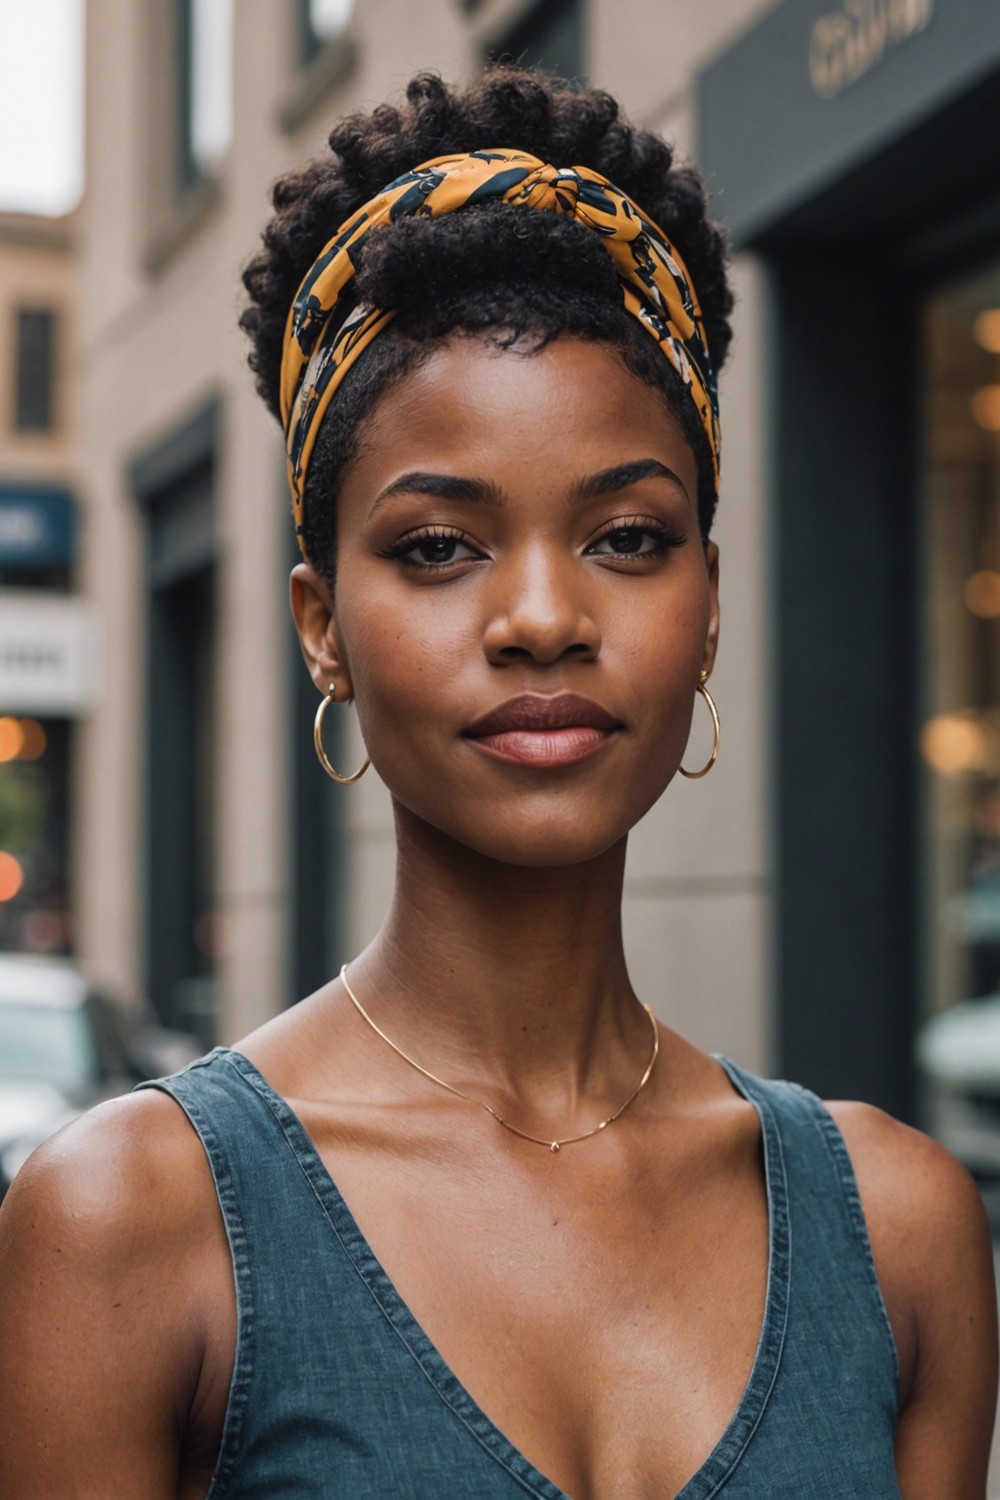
xmin=279 ymin=0 xmax=358 ymax=134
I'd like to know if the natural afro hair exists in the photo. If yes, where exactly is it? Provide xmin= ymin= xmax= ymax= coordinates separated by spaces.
xmin=241 ymin=69 xmax=733 ymax=583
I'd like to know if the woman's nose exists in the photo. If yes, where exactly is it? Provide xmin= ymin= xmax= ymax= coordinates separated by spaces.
xmin=481 ymin=546 xmax=601 ymax=666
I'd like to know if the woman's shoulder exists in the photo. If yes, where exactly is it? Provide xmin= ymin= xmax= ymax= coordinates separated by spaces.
xmin=0 ymin=1086 xmax=235 ymax=1495
xmin=824 ymin=1095 xmax=990 ymax=1267
xmin=725 ymin=1060 xmax=987 ymax=1243
xmin=824 ymin=1098 xmax=996 ymax=1432
xmin=0 ymin=1083 xmax=220 ymax=1285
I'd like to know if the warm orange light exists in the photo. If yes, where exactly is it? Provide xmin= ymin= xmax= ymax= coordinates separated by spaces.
xmin=972 ymin=386 xmax=1000 ymax=431
xmin=973 ymin=310 xmax=1000 ymax=355
xmin=0 ymin=852 xmax=24 ymax=903
xmin=0 ymin=717 xmax=25 ymax=763
xmin=966 ymin=570 xmax=1000 ymax=618
xmin=17 ymin=719 xmax=47 ymax=760
xmin=921 ymin=713 xmax=987 ymax=775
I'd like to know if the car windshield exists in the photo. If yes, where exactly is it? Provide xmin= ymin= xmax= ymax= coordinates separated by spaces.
xmin=0 ymin=1003 xmax=96 ymax=1091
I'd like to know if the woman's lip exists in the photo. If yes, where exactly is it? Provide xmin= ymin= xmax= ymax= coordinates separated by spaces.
xmin=464 ymin=692 xmax=622 ymax=737
xmin=467 ymin=726 xmax=618 ymax=767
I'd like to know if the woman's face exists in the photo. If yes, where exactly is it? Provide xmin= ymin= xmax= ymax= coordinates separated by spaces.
xmin=293 ymin=334 xmax=719 ymax=867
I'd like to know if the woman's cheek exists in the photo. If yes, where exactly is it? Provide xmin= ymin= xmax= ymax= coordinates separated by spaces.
xmin=338 ymin=592 xmax=458 ymax=766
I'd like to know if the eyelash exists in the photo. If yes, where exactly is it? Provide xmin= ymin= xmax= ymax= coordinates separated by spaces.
xmin=378 ymin=525 xmax=477 ymax=568
xmin=378 ymin=518 xmax=687 ymax=570
xmin=589 ymin=516 xmax=687 ymax=560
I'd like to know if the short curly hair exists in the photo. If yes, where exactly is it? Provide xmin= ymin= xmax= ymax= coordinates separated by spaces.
xmin=241 ymin=69 xmax=733 ymax=583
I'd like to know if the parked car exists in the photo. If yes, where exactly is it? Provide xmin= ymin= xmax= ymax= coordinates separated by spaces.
xmin=0 ymin=953 xmax=202 ymax=1199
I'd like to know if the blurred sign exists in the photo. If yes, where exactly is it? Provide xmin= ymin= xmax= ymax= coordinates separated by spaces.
xmin=810 ymin=0 xmax=935 ymax=99
xmin=0 ymin=488 xmax=76 ymax=568
xmin=698 ymin=0 xmax=996 ymax=246
xmin=0 ymin=592 xmax=100 ymax=715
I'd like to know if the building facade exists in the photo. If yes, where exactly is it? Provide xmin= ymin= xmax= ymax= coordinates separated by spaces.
xmin=0 ymin=209 xmax=87 ymax=958
xmin=700 ymin=0 xmax=1000 ymax=1147
xmin=75 ymin=0 xmax=1000 ymax=1137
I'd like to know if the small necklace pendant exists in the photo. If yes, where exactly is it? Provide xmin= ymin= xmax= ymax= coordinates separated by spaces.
xmin=550 ymin=1141 xmax=560 ymax=1153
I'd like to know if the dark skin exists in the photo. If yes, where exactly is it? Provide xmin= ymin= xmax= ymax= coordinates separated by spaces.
xmin=0 ymin=336 xmax=996 ymax=1499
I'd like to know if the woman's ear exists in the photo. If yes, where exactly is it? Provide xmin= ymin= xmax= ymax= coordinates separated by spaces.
xmin=290 ymin=563 xmax=353 ymax=698
xmin=702 ymin=541 xmax=720 ymax=678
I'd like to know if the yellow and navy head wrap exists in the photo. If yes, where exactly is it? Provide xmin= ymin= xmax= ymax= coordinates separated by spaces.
xmin=280 ymin=148 xmax=720 ymax=558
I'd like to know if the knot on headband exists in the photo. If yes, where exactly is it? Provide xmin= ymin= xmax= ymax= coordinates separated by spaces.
xmin=506 ymin=162 xmax=583 ymax=215
xmin=279 ymin=149 xmax=720 ymax=559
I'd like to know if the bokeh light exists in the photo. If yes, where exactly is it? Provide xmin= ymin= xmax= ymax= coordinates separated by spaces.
xmin=921 ymin=713 xmax=988 ymax=775
xmin=973 ymin=310 xmax=1000 ymax=355
xmin=0 ymin=717 xmax=25 ymax=762
xmin=966 ymin=570 xmax=1000 ymax=618
xmin=0 ymin=718 xmax=48 ymax=762
xmin=972 ymin=385 xmax=1000 ymax=431
xmin=18 ymin=719 xmax=47 ymax=760
xmin=0 ymin=852 xmax=25 ymax=903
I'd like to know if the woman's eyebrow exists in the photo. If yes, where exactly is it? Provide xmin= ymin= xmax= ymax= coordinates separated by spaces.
xmin=577 ymin=458 xmax=690 ymax=502
xmin=369 ymin=471 xmax=499 ymax=516
xmin=368 ymin=457 xmax=688 ymax=518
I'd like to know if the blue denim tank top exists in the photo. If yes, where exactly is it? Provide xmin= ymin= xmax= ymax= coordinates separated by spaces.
xmin=138 ymin=1049 xmax=901 ymax=1498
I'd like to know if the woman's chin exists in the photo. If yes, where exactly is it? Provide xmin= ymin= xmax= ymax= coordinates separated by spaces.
xmin=470 ymin=831 xmax=624 ymax=869
xmin=393 ymin=795 xmax=650 ymax=870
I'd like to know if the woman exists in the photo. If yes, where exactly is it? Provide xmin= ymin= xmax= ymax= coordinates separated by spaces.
xmin=0 ymin=70 xmax=996 ymax=1500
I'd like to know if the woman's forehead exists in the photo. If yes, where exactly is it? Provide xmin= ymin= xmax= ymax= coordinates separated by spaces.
xmin=347 ymin=335 xmax=699 ymax=499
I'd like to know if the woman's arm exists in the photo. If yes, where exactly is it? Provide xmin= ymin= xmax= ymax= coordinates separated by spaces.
xmin=830 ymin=1102 xmax=998 ymax=1499
xmin=0 ymin=1090 xmax=230 ymax=1500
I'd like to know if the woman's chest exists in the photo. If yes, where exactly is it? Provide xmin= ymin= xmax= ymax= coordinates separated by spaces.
xmin=172 ymin=1067 xmax=901 ymax=1500
xmin=291 ymin=1111 xmax=772 ymax=1500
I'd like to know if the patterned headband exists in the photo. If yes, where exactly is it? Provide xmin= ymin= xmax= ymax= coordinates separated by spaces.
xmin=280 ymin=148 xmax=720 ymax=559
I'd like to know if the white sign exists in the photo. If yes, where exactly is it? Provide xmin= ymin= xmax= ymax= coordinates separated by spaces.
xmin=0 ymin=591 xmax=101 ymax=715
xmin=810 ymin=0 xmax=935 ymax=99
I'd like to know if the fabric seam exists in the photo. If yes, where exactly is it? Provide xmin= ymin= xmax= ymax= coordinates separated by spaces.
xmin=136 ymin=1064 xmax=256 ymax=1500
xmin=792 ymin=1083 xmax=902 ymax=1409
xmin=693 ymin=1059 xmax=792 ymax=1497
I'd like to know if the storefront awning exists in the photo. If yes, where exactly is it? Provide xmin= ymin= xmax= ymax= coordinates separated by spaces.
xmin=698 ymin=0 xmax=1000 ymax=246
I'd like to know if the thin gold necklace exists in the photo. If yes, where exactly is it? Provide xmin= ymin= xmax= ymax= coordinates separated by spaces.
xmin=339 ymin=964 xmax=659 ymax=1153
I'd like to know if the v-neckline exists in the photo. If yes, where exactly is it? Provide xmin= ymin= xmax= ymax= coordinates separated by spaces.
xmin=220 ymin=1048 xmax=791 ymax=1500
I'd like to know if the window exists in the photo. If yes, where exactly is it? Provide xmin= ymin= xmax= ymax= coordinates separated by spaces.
xmin=0 ymin=717 xmax=71 ymax=957
xmin=131 ymin=402 xmax=220 ymax=1040
xmin=280 ymin=0 xmax=357 ymax=131
xmin=300 ymin=0 xmax=355 ymax=65
xmin=13 ymin=310 xmax=56 ymax=434
xmin=489 ymin=0 xmax=585 ymax=84
xmin=178 ymin=0 xmax=233 ymax=187
xmin=918 ymin=256 xmax=1000 ymax=1177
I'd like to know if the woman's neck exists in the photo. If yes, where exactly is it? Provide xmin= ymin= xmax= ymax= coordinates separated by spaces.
xmin=348 ymin=802 xmax=650 ymax=1118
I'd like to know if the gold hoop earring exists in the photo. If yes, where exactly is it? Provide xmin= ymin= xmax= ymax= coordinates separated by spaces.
xmin=314 ymin=684 xmax=370 ymax=784
xmin=679 ymin=670 xmax=720 ymax=779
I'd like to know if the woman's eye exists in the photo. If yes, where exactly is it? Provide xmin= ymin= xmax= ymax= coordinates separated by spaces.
xmin=391 ymin=532 xmax=481 ymax=567
xmin=589 ymin=525 xmax=680 ymax=557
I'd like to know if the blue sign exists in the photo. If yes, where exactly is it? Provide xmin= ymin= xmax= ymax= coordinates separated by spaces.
xmin=0 ymin=488 xmax=76 ymax=567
